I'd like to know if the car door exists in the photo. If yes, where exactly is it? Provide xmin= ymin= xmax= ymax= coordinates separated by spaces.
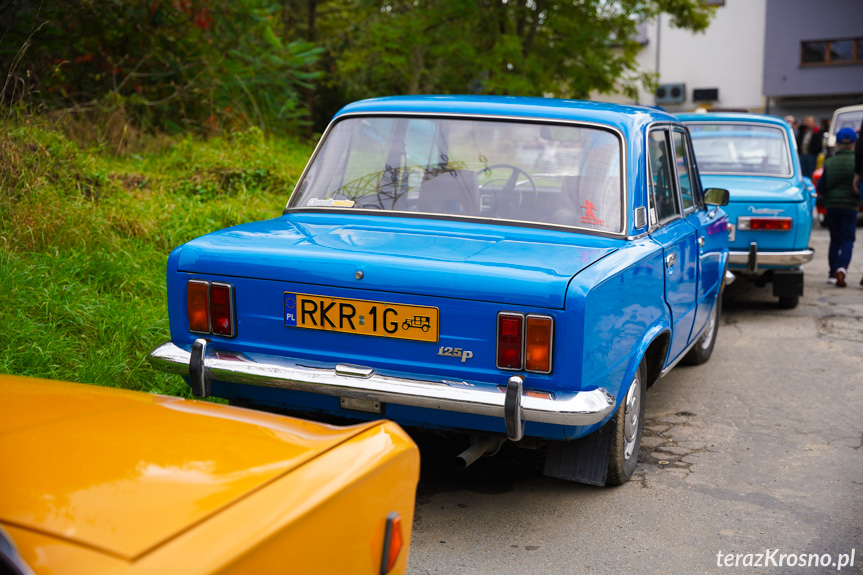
xmin=672 ymin=127 xmax=724 ymax=338
xmin=647 ymin=127 xmax=699 ymax=362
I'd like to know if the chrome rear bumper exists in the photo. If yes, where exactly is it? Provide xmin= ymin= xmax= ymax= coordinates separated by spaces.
xmin=148 ymin=340 xmax=615 ymax=441
xmin=728 ymin=246 xmax=814 ymax=271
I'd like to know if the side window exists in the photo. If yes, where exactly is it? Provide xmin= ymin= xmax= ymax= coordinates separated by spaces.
xmin=672 ymin=130 xmax=694 ymax=211
xmin=648 ymin=130 xmax=679 ymax=225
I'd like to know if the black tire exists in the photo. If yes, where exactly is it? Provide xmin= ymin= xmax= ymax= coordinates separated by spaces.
xmin=606 ymin=360 xmax=646 ymax=486
xmin=778 ymin=295 xmax=799 ymax=309
xmin=682 ymin=298 xmax=720 ymax=366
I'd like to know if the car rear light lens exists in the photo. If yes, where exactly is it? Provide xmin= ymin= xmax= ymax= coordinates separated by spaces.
xmin=187 ymin=280 xmax=235 ymax=337
xmin=525 ymin=315 xmax=553 ymax=373
xmin=737 ymin=217 xmax=793 ymax=231
xmin=497 ymin=313 xmax=524 ymax=370
xmin=380 ymin=512 xmax=404 ymax=574
xmin=209 ymin=283 xmax=235 ymax=336
xmin=187 ymin=280 xmax=210 ymax=333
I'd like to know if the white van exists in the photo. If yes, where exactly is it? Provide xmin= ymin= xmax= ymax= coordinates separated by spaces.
xmin=825 ymin=104 xmax=863 ymax=150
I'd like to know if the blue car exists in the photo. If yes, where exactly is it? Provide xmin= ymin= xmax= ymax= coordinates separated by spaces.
xmin=150 ymin=97 xmax=729 ymax=486
xmin=679 ymin=112 xmax=815 ymax=309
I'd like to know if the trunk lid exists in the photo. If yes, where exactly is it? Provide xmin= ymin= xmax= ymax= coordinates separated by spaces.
xmin=0 ymin=376 xmax=376 ymax=560
xmin=700 ymin=174 xmax=806 ymax=203
xmin=176 ymin=213 xmax=619 ymax=309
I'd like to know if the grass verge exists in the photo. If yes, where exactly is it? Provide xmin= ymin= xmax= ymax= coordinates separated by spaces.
xmin=0 ymin=119 xmax=313 ymax=396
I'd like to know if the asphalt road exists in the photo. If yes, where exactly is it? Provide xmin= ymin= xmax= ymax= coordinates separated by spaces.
xmin=406 ymin=224 xmax=863 ymax=575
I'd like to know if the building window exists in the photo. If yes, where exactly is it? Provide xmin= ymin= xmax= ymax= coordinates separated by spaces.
xmin=801 ymin=38 xmax=863 ymax=66
xmin=831 ymin=40 xmax=854 ymax=62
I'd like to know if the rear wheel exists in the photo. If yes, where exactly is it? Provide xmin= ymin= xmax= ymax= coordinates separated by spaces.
xmin=606 ymin=360 xmax=646 ymax=485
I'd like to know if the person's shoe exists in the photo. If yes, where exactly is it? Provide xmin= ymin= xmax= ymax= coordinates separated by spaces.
xmin=859 ymin=275 xmax=863 ymax=286
xmin=836 ymin=268 xmax=847 ymax=287
xmin=827 ymin=277 xmax=838 ymax=285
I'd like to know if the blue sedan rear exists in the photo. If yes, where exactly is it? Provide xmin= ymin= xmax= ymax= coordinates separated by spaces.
xmin=150 ymin=97 xmax=730 ymax=486
xmin=679 ymin=112 xmax=814 ymax=308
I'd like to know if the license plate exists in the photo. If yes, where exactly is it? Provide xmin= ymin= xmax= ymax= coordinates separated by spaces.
xmin=284 ymin=292 xmax=439 ymax=343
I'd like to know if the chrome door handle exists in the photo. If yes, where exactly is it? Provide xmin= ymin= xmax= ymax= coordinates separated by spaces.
xmin=666 ymin=253 xmax=676 ymax=268
xmin=698 ymin=236 xmax=705 ymax=248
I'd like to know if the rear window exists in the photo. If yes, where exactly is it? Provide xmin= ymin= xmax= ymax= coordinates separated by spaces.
xmin=833 ymin=109 xmax=863 ymax=134
xmin=289 ymin=116 xmax=624 ymax=234
xmin=686 ymin=123 xmax=792 ymax=177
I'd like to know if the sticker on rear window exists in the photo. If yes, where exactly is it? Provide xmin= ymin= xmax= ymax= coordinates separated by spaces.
xmin=307 ymin=198 xmax=355 ymax=208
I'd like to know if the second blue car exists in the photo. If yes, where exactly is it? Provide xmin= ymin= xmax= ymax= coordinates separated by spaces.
xmin=679 ymin=112 xmax=815 ymax=309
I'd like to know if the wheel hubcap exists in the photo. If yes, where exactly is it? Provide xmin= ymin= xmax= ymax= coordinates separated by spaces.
xmin=623 ymin=375 xmax=641 ymax=460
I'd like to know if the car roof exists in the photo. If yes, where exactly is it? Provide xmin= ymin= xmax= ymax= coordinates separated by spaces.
xmin=677 ymin=111 xmax=788 ymax=128
xmin=689 ymin=129 xmax=785 ymax=139
xmin=831 ymin=104 xmax=863 ymax=115
xmin=335 ymin=95 xmax=680 ymax=134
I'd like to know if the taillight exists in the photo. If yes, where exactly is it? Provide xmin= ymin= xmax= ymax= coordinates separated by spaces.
xmin=497 ymin=312 xmax=553 ymax=373
xmin=187 ymin=280 xmax=210 ymax=333
xmin=380 ymin=512 xmax=404 ymax=574
xmin=210 ymin=283 xmax=235 ymax=336
xmin=525 ymin=315 xmax=553 ymax=373
xmin=187 ymin=280 xmax=235 ymax=337
xmin=737 ymin=216 xmax=793 ymax=231
xmin=496 ymin=313 xmax=524 ymax=370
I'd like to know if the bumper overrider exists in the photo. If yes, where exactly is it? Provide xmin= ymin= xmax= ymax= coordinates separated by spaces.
xmin=148 ymin=340 xmax=615 ymax=441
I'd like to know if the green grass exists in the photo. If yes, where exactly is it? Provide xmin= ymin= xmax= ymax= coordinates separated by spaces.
xmin=0 ymin=120 xmax=313 ymax=396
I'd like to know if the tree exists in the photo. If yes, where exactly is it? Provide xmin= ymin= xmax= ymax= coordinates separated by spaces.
xmin=0 ymin=0 xmax=321 ymax=133
xmin=325 ymin=0 xmax=713 ymax=102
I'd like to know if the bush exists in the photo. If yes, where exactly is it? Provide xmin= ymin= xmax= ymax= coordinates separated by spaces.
xmin=1 ymin=0 xmax=321 ymax=135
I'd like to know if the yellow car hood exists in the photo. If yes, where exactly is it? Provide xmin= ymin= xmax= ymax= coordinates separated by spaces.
xmin=0 ymin=375 xmax=378 ymax=560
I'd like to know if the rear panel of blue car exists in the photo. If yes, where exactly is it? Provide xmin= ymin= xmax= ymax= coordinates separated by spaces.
xmin=725 ymin=199 xmax=813 ymax=266
xmin=166 ymin=267 xmax=589 ymax=439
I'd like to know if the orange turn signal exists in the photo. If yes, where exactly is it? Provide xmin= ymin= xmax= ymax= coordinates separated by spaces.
xmin=525 ymin=315 xmax=553 ymax=373
xmin=187 ymin=280 xmax=210 ymax=333
xmin=380 ymin=512 xmax=403 ymax=574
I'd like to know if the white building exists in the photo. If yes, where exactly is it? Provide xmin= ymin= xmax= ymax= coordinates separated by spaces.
xmin=600 ymin=0 xmax=863 ymax=123
xmin=600 ymin=0 xmax=767 ymax=113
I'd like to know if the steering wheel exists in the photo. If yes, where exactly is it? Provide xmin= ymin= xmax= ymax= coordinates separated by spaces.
xmin=477 ymin=164 xmax=538 ymax=211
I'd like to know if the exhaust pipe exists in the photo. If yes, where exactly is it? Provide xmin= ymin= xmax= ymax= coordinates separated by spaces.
xmin=454 ymin=436 xmax=505 ymax=470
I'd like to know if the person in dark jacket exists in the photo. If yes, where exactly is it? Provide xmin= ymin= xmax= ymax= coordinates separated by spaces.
xmin=817 ymin=127 xmax=859 ymax=287
xmin=854 ymin=118 xmax=862 ymax=284
xmin=797 ymin=115 xmax=822 ymax=178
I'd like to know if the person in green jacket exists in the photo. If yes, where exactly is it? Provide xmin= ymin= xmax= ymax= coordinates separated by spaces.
xmin=817 ymin=127 xmax=859 ymax=287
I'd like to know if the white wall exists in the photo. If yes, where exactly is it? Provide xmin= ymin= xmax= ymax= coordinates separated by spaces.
xmin=598 ymin=0 xmax=767 ymax=112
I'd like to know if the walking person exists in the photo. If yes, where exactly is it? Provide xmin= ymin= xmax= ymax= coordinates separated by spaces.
xmin=818 ymin=127 xmax=859 ymax=287
xmin=797 ymin=115 xmax=822 ymax=179
xmin=854 ymin=117 xmax=863 ymax=284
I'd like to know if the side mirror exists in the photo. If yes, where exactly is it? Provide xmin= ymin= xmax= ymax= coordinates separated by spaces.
xmin=704 ymin=188 xmax=729 ymax=206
